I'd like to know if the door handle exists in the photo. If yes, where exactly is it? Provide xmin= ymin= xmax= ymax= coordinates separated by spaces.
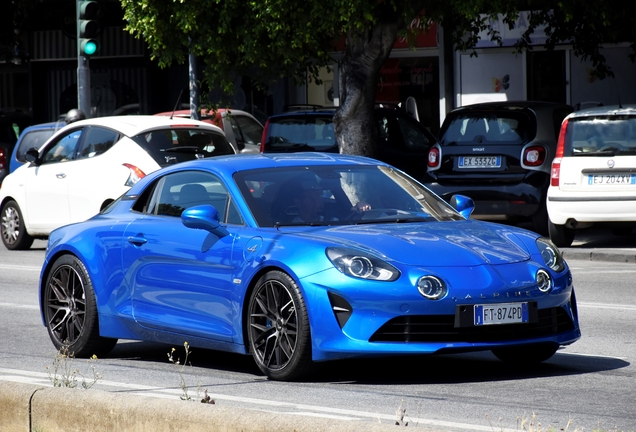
xmin=127 ymin=236 xmax=148 ymax=246
xmin=56 ymin=173 xmax=66 ymax=179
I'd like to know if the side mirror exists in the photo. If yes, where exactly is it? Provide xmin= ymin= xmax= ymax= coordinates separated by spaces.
xmin=181 ymin=205 xmax=229 ymax=237
xmin=24 ymin=148 xmax=40 ymax=164
xmin=450 ymin=194 xmax=475 ymax=219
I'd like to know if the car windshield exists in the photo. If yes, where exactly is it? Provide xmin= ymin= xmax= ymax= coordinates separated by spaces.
xmin=264 ymin=116 xmax=337 ymax=152
xmin=234 ymin=165 xmax=464 ymax=227
xmin=440 ymin=112 xmax=531 ymax=145
xmin=565 ymin=116 xmax=636 ymax=156
xmin=131 ymin=128 xmax=234 ymax=166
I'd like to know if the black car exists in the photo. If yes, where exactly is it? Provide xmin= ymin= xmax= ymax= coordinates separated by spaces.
xmin=425 ymin=101 xmax=573 ymax=234
xmin=260 ymin=104 xmax=438 ymax=181
xmin=0 ymin=109 xmax=33 ymax=185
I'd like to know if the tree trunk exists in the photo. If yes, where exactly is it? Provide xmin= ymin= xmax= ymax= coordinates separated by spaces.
xmin=334 ymin=13 xmax=399 ymax=158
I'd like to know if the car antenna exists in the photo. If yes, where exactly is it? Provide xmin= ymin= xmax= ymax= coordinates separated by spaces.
xmin=170 ymin=89 xmax=184 ymax=120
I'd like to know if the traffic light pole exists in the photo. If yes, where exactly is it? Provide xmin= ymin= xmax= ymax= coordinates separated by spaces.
xmin=77 ymin=0 xmax=96 ymax=117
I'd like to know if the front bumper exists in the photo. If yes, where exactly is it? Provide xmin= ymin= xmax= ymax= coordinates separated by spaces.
xmin=301 ymin=263 xmax=580 ymax=362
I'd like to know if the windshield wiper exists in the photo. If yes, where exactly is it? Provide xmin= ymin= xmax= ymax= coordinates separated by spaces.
xmin=352 ymin=217 xmax=432 ymax=225
xmin=274 ymin=221 xmax=331 ymax=228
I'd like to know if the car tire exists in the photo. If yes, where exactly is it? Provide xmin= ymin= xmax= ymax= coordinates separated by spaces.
xmin=1 ymin=200 xmax=34 ymax=250
xmin=492 ymin=343 xmax=559 ymax=364
xmin=42 ymin=254 xmax=117 ymax=357
xmin=247 ymin=270 xmax=315 ymax=381
xmin=548 ymin=220 xmax=575 ymax=248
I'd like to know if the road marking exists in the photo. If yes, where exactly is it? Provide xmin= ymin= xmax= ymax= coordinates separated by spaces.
xmin=0 ymin=264 xmax=41 ymax=272
xmin=0 ymin=367 xmax=512 ymax=431
xmin=0 ymin=302 xmax=39 ymax=310
xmin=577 ymin=301 xmax=636 ymax=311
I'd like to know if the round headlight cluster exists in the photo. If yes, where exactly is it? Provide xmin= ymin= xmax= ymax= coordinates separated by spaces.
xmin=417 ymin=276 xmax=447 ymax=300
xmin=536 ymin=269 xmax=553 ymax=293
xmin=347 ymin=256 xmax=373 ymax=278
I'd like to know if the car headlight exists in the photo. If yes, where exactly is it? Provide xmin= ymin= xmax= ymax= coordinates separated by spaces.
xmin=536 ymin=237 xmax=565 ymax=272
xmin=326 ymin=247 xmax=400 ymax=281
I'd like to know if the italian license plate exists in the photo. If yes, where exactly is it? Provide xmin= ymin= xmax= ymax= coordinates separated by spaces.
xmin=458 ymin=156 xmax=501 ymax=168
xmin=474 ymin=302 xmax=529 ymax=326
xmin=587 ymin=174 xmax=636 ymax=185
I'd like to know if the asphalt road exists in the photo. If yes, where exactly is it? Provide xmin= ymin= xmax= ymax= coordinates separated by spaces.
xmin=0 ymin=230 xmax=635 ymax=431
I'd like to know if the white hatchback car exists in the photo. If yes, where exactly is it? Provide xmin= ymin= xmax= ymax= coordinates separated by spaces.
xmin=547 ymin=105 xmax=636 ymax=247
xmin=0 ymin=115 xmax=235 ymax=250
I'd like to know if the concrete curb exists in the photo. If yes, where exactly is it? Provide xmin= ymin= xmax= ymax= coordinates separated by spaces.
xmin=1 ymin=381 xmax=442 ymax=432
xmin=561 ymin=248 xmax=636 ymax=263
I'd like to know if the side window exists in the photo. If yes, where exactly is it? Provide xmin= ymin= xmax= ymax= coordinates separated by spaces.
xmin=77 ymin=127 xmax=119 ymax=159
xmin=235 ymin=116 xmax=263 ymax=145
xmin=396 ymin=117 xmax=430 ymax=150
xmin=41 ymin=128 xmax=84 ymax=164
xmin=133 ymin=170 xmax=243 ymax=225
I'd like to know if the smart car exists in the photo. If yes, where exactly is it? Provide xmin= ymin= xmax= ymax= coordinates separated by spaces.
xmin=38 ymin=153 xmax=580 ymax=381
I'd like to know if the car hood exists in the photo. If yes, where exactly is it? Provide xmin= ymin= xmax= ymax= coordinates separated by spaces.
xmin=290 ymin=220 xmax=532 ymax=266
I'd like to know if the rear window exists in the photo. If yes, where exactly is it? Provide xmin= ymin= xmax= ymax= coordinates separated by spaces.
xmin=132 ymin=128 xmax=234 ymax=166
xmin=440 ymin=111 xmax=533 ymax=145
xmin=16 ymin=129 xmax=56 ymax=162
xmin=564 ymin=116 xmax=636 ymax=156
xmin=263 ymin=116 xmax=337 ymax=152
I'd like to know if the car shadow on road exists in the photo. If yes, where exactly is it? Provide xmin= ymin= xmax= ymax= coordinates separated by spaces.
xmin=105 ymin=341 xmax=628 ymax=384
xmin=314 ymin=350 xmax=630 ymax=384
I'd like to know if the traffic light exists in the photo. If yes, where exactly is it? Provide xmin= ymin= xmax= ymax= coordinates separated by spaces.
xmin=78 ymin=0 xmax=100 ymax=57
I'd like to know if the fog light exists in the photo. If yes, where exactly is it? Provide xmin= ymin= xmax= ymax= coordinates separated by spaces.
xmin=536 ymin=269 xmax=552 ymax=293
xmin=417 ymin=276 xmax=447 ymax=300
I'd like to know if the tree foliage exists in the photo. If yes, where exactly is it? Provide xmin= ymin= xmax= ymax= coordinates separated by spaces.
xmin=116 ymin=1 xmax=636 ymax=155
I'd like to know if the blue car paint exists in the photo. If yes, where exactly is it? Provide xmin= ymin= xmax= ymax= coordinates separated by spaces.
xmin=39 ymin=153 xmax=581 ymax=364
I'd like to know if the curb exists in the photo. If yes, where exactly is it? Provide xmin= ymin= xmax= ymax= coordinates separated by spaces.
xmin=561 ymin=248 xmax=636 ymax=264
xmin=0 ymin=381 xmax=444 ymax=432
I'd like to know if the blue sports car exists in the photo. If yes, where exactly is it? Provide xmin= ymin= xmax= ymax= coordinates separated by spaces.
xmin=39 ymin=153 xmax=580 ymax=380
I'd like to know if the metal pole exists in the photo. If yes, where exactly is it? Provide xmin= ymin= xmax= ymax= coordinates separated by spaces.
xmin=189 ymin=38 xmax=200 ymax=120
xmin=77 ymin=0 xmax=91 ymax=117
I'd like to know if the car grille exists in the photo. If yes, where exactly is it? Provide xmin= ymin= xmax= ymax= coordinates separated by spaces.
xmin=369 ymin=307 xmax=574 ymax=343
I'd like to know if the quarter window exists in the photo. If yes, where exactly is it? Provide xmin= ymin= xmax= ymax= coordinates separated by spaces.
xmin=76 ymin=127 xmax=119 ymax=159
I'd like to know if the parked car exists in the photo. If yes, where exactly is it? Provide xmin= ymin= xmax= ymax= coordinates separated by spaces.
xmin=38 ymin=152 xmax=580 ymax=381
xmin=0 ymin=109 xmax=34 ymax=185
xmin=154 ymin=108 xmax=263 ymax=154
xmin=260 ymin=104 xmax=438 ymax=182
xmin=426 ymin=101 xmax=573 ymax=235
xmin=0 ymin=115 xmax=235 ymax=250
xmin=9 ymin=120 xmax=66 ymax=174
xmin=547 ymin=105 xmax=636 ymax=246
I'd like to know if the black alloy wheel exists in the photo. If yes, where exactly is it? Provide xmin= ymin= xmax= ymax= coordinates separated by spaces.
xmin=1 ymin=200 xmax=34 ymax=250
xmin=43 ymin=254 xmax=117 ymax=357
xmin=247 ymin=270 xmax=314 ymax=381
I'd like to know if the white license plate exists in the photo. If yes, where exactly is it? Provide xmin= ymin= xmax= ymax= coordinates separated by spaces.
xmin=474 ymin=302 xmax=529 ymax=326
xmin=458 ymin=156 xmax=501 ymax=168
xmin=587 ymin=174 xmax=636 ymax=185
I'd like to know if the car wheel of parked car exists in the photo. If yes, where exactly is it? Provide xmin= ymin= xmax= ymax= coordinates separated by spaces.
xmin=43 ymin=254 xmax=118 ymax=357
xmin=1 ymin=200 xmax=34 ymax=250
xmin=548 ymin=220 xmax=575 ymax=248
xmin=492 ymin=343 xmax=559 ymax=364
xmin=247 ymin=270 xmax=314 ymax=381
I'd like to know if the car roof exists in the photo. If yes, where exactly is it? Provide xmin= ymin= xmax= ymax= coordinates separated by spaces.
xmin=64 ymin=115 xmax=224 ymax=136
xmin=154 ymin=108 xmax=260 ymax=120
xmin=20 ymin=121 xmax=63 ymax=134
xmin=567 ymin=104 xmax=636 ymax=118
xmin=128 ymin=152 xmax=385 ymax=194
xmin=449 ymin=100 xmax=573 ymax=113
